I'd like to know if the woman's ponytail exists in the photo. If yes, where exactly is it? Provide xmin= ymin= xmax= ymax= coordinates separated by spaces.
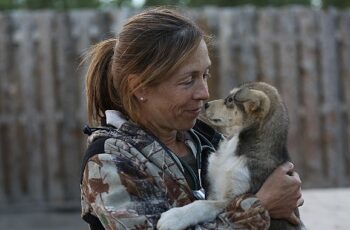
xmin=84 ymin=38 xmax=121 ymax=125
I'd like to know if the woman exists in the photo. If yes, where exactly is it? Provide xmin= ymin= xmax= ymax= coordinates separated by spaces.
xmin=80 ymin=7 xmax=303 ymax=229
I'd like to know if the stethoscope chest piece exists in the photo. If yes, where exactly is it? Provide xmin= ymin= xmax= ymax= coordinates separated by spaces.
xmin=192 ymin=188 xmax=205 ymax=200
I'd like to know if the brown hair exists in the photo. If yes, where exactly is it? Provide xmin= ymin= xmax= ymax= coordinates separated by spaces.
xmin=85 ymin=7 xmax=205 ymax=125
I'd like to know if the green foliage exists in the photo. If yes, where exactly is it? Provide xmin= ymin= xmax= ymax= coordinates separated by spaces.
xmin=323 ymin=0 xmax=350 ymax=8
xmin=145 ymin=0 xmax=187 ymax=6
xmin=101 ymin=0 xmax=134 ymax=7
xmin=144 ymin=0 xmax=310 ymax=7
xmin=144 ymin=0 xmax=350 ymax=8
xmin=0 ymin=0 xmax=14 ymax=10
xmin=1 ymin=0 xmax=350 ymax=10
xmin=0 ymin=0 xmax=101 ymax=10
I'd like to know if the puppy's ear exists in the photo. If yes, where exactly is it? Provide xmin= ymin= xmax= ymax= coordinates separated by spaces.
xmin=234 ymin=88 xmax=270 ymax=114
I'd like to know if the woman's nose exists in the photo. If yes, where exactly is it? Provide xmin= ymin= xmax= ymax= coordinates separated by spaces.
xmin=194 ymin=79 xmax=209 ymax=100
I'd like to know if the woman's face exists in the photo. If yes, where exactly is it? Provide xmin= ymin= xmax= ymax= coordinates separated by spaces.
xmin=140 ymin=39 xmax=211 ymax=132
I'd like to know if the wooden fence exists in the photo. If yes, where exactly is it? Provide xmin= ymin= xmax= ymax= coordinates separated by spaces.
xmin=0 ymin=6 xmax=349 ymax=210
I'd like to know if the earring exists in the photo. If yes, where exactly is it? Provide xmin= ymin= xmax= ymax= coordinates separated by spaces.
xmin=140 ymin=97 xmax=144 ymax=101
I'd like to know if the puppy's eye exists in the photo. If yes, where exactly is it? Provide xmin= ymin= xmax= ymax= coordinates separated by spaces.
xmin=225 ymin=96 xmax=234 ymax=104
xmin=224 ymin=96 xmax=235 ymax=108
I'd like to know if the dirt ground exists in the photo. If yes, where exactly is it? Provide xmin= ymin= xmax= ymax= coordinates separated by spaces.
xmin=299 ymin=188 xmax=350 ymax=230
xmin=0 ymin=188 xmax=349 ymax=230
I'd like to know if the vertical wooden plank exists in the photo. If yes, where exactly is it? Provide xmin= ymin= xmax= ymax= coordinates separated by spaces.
xmin=7 ymin=12 xmax=27 ymax=202
xmin=56 ymin=12 xmax=72 ymax=203
xmin=218 ymin=9 xmax=238 ymax=97
xmin=71 ymin=10 xmax=98 ymax=124
xmin=56 ymin=11 xmax=78 ymax=201
xmin=0 ymin=12 xmax=7 ymax=204
xmin=257 ymin=8 xmax=277 ymax=85
xmin=276 ymin=7 xmax=302 ymax=174
xmin=237 ymin=6 xmax=258 ymax=83
xmin=36 ymin=11 xmax=64 ymax=203
xmin=230 ymin=9 xmax=243 ymax=86
xmin=339 ymin=11 xmax=350 ymax=185
xmin=15 ymin=11 xmax=43 ymax=201
xmin=58 ymin=10 xmax=102 ymax=201
xmin=319 ymin=8 xmax=346 ymax=186
xmin=298 ymin=8 xmax=325 ymax=186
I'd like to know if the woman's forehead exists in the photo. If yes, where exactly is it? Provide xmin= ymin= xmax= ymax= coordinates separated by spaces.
xmin=175 ymin=40 xmax=211 ymax=75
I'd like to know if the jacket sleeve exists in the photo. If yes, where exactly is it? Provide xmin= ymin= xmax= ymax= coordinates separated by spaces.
xmin=81 ymin=152 xmax=170 ymax=229
xmin=221 ymin=194 xmax=270 ymax=229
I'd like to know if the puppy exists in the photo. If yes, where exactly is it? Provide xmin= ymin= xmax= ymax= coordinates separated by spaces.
xmin=157 ymin=82 xmax=305 ymax=230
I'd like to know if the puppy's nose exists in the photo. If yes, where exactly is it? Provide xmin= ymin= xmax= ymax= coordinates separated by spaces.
xmin=204 ymin=102 xmax=209 ymax=110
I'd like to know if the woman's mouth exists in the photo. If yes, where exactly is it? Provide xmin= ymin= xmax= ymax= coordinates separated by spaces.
xmin=187 ymin=108 xmax=202 ymax=117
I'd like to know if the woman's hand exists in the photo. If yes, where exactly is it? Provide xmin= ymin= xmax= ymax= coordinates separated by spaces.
xmin=256 ymin=162 xmax=304 ymax=225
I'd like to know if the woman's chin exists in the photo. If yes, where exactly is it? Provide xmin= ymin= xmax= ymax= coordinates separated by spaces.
xmin=178 ymin=119 xmax=197 ymax=131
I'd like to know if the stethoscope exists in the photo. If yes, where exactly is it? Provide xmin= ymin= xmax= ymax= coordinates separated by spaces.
xmin=147 ymin=128 xmax=209 ymax=200
xmin=178 ymin=157 xmax=206 ymax=200
xmin=181 ymin=130 xmax=216 ymax=201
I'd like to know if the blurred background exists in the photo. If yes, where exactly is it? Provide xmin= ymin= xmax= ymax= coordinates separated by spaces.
xmin=0 ymin=0 xmax=349 ymax=229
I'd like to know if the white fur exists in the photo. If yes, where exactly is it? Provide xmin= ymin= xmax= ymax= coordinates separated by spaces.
xmin=157 ymin=135 xmax=251 ymax=230
xmin=208 ymin=135 xmax=250 ymax=200
xmin=157 ymin=200 xmax=227 ymax=230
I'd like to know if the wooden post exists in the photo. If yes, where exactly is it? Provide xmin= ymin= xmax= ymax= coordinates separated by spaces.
xmin=277 ymin=7 xmax=303 ymax=175
xmin=218 ymin=9 xmax=237 ymax=97
xmin=7 ymin=12 xmax=29 ymax=202
xmin=237 ymin=6 xmax=257 ymax=83
xmin=70 ymin=10 xmax=98 ymax=124
xmin=257 ymin=8 xmax=277 ymax=85
xmin=14 ymin=11 xmax=44 ymax=201
xmin=0 ymin=13 xmax=7 ymax=204
xmin=339 ymin=11 xmax=350 ymax=186
xmin=320 ymin=8 xmax=346 ymax=186
xmin=36 ymin=11 xmax=64 ymax=204
xmin=297 ymin=8 xmax=325 ymax=186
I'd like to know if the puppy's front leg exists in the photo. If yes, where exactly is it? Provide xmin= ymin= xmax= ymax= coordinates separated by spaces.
xmin=157 ymin=200 xmax=226 ymax=230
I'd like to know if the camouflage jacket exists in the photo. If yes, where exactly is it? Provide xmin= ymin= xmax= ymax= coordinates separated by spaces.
xmin=80 ymin=120 xmax=270 ymax=229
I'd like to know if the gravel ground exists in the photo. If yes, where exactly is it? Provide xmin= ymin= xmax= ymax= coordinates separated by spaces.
xmin=299 ymin=188 xmax=350 ymax=230
xmin=0 ymin=188 xmax=349 ymax=230
xmin=0 ymin=211 xmax=86 ymax=230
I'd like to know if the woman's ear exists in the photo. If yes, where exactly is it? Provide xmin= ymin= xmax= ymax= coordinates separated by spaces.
xmin=128 ymin=74 xmax=147 ymax=102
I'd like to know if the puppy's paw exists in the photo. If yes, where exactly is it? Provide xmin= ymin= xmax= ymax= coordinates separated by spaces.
xmin=157 ymin=207 xmax=191 ymax=230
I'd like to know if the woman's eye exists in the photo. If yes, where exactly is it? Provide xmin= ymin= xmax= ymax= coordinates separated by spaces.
xmin=183 ymin=77 xmax=194 ymax=85
xmin=203 ymin=72 xmax=211 ymax=80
